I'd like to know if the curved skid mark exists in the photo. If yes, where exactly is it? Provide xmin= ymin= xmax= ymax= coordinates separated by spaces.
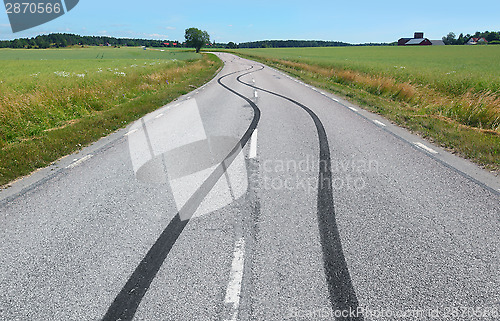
xmin=237 ymin=65 xmax=363 ymax=320
xmin=102 ymin=63 xmax=262 ymax=321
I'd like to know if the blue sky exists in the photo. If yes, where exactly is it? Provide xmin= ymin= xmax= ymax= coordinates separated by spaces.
xmin=1 ymin=0 xmax=499 ymax=43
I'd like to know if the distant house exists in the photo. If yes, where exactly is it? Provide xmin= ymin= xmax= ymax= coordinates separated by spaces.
xmin=398 ymin=32 xmax=444 ymax=46
xmin=466 ymin=37 xmax=488 ymax=45
xmin=398 ymin=38 xmax=412 ymax=46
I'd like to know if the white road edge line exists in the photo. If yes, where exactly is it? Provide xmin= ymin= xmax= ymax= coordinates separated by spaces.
xmin=348 ymin=107 xmax=358 ymax=112
xmin=373 ymin=120 xmax=387 ymax=127
xmin=332 ymin=98 xmax=339 ymax=102
xmin=124 ymin=129 xmax=138 ymax=136
xmin=249 ymin=129 xmax=258 ymax=159
xmin=154 ymin=113 xmax=164 ymax=119
xmin=223 ymin=237 xmax=246 ymax=321
xmin=414 ymin=142 xmax=439 ymax=154
xmin=66 ymin=154 xmax=93 ymax=169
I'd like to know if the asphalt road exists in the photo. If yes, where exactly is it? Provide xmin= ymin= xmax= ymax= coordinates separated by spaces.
xmin=1 ymin=53 xmax=499 ymax=321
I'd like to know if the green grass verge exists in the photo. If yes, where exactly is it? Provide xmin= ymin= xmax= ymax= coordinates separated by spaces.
xmin=0 ymin=52 xmax=222 ymax=186
xmin=224 ymin=49 xmax=500 ymax=173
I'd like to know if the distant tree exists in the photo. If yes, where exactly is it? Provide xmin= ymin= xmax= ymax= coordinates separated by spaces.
xmin=442 ymin=32 xmax=457 ymax=45
xmin=27 ymin=39 xmax=36 ymax=49
xmin=184 ymin=28 xmax=210 ymax=53
xmin=485 ymin=31 xmax=500 ymax=42
xmin=225 ymin=42 xmax=238 ymax=49
xmin=35 ymin=36 xmax=50 ymax=49
xmin=11 ymin=39 xmax=25 ymax=48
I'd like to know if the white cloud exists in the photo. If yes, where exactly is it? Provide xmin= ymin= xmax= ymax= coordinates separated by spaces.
xmin=148 ymin=33 xmax=169 ymax=39
xmin=165 ymin=26 xmax=176 ymax=30
xmin=117 ymin=31 xmax=170 ymax=39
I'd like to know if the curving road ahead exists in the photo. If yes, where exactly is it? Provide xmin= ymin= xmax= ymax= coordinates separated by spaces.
xmin=1 ymin=53 xmax=499 ymax=321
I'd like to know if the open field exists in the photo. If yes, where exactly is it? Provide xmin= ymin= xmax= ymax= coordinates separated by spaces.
xmin=229 ymin=46 xmax=500 ymax=171
xmin=0 ymin=47 xmax=222 ymax=186
xmin=236 ymin=46 xmax=500 ymax=96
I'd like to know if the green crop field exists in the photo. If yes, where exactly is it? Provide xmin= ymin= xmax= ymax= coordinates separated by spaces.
xmin=0 ymin=46 xmax=194 ymax=61
xmin=0 ymin=47 xmax=221 ymax=185
xmin=0 ymin=46 xmax=198 ymax=86
xmin=231 ymin=46 xmax=500 ymax=171
xmin=0 ymin=46 xmax=201 ymax=144
xmin=236 ymin=46 xmax=500 ymax=96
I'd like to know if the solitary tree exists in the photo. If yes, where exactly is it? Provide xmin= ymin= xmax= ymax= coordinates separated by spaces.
xmin=184 ymin=28 xmax=210 ymax=53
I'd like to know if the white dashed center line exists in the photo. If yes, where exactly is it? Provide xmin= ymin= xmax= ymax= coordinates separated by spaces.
xmin=223 ymin=237 xmax=246 ymax=321
xmin=249 ymin=129 xmax=258 ymax=159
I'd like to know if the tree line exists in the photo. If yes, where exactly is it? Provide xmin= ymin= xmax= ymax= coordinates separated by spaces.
xmin=231 ymin=40 xmax=392 ymax=49
xmin=0 ymin=33 xmax=183 ymax=49
xmin=237 ymin=40 xmax=353 ymax=48
xmin=0 ymin=34 xmax=391 ymax=49
xmin=442 ymin=31 xmax=500 ymax=45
